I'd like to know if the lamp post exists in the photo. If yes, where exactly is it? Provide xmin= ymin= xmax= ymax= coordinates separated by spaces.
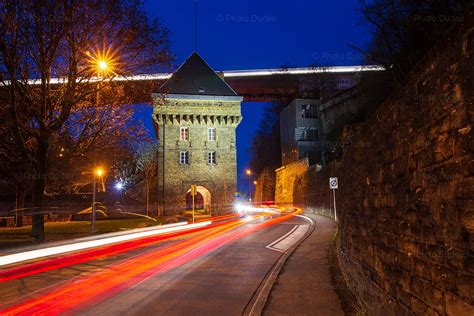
xmin=246 ymin=169 xmax=252 ymax=202
xmin=91 ymin=168 xmax=104 ymax=233
xmin=86 ymin=50 xmax=111 ymax=105
xmin=89 ymin=58 xmax=108 ymax=233
xmin=96 ymin=60 xmax=107 ymax=105
xmin=253 ymin=180 xmax=258 ymax=203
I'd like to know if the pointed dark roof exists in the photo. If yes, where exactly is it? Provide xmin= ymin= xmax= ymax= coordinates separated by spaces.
xmin=158 ymin=52 xmax=237 ymax=96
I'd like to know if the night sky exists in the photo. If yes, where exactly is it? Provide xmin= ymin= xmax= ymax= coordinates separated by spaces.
xmin=137 ymin=0 xmax=371 ymax=194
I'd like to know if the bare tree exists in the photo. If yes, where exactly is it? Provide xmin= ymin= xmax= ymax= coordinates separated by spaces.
xmin=249 ymin=100 xmax=286 ymax=176
xmin=353 ymin=0 xmax=471 ymax=82
xmin=0 ymin=0 xmax=171 ymax=240
xmin=136 ymin=143 xmax=159 ymax=217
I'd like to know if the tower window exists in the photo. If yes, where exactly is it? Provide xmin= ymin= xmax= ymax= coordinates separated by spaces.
xmin=207 ymin=151 xmax=216 ymax=165
xmin=208 ymin=128 xmax=216 ymax=141
xmin=180 ymin=127 xmax=189 ymax=141
xmin=180 ymin=151 xmax=189 ymax=165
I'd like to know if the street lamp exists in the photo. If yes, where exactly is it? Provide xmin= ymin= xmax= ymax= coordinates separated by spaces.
xmin=115 ymin=181 xmax=124 ymax=191
xmin=87 ymin=50 xmax=115 ymax=106
xmin=98 ymin=60 xmax=107 ymax=70
xmin=95 ymin=59 xmax=108 ymax=105
xmin=246 ymin=169 xmax=252 ymax=202
xmin=87 ymin=49 xmax=116 ymax=78
xmin=253 ymin=180 xmax=258 ymax=202
xmin=92 ymin=167 xmax=104 ymax=233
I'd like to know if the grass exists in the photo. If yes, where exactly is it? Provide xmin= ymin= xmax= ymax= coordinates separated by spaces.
xmin=0 ymin=218 xmax=165 ymax=250
xmin=183 ymin=209 xmax=208 ymax=215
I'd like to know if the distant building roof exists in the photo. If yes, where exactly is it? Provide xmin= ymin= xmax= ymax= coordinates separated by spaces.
xmin=158 ymin=52 xmax=238 ymax=96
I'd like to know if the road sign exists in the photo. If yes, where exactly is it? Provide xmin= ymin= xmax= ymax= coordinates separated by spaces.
xmin=329 ymin=177 xmax=338 ymax=222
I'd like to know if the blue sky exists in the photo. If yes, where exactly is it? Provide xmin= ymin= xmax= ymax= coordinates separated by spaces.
xmin=144 ymin=0 xmax=371 ymax=69
xmin=138 ymin=0 xmax=371 ymax=194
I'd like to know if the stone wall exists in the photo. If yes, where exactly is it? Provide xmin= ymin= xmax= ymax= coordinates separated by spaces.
xmin=320 ymin=71 xmax=392 ymax=137
xmin=296 ymin=14 xmax=473 ymax=315
xmin=274 ymin=158 xmax=309 ymax=205
xmin=253 ymin=167 xmax=276 ymax=203
xmin=293 ymin=164 xmax=335 ymax=218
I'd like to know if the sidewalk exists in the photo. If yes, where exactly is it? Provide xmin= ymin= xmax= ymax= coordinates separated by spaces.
xmin=264 ymin=215 xmax=344 ymax=315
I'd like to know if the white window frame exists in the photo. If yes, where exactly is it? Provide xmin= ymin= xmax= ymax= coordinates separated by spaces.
xmin=208 ymin=128 xmax=216 ymax=141
xmin=180 ymin=127 xmax=189 ymax=141
xmin=180 ymin=151 xmax=189 ymax=165
xmin=207 ymin=151 xmax=216 ymax=165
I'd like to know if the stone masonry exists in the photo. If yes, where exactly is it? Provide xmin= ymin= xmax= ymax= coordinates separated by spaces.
xmin=274 ymin=158 xmax=309 ymax=205
xmin=290 ymin=13 xmax=473 ymax=315
xmin=153 ymin=96 xmax=242 ymax=215
xmin=152 ymin=52 xmax=243 ymax=215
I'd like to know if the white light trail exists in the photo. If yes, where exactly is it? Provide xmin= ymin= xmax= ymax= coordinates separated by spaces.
xmin=234 ymin=203 xmax=281 ymax=215
xmin=0 ymin=221 xmax=212 ymax=267
xmin=0 ymin=65 xmax=385 ymax=86
xmin=222 ymin=65 xmax=385 ymax=77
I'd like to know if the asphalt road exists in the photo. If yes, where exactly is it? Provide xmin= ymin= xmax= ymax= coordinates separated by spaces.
xmin=0 ymin=212 xmax=309 ymax=315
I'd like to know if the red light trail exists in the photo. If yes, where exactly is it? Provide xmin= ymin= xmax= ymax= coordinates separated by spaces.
xmin=0 ymin=215 xmax=240 ymax=282
xmin=0 ymin=210 xmax=299 ymax=315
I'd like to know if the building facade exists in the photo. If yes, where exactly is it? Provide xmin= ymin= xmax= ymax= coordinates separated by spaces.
xmin=320 ymin=71 xmax=392 ymax=138
xmin=280 ymin=98 xmax=323 ymax=166
xmin=152 ymin=52 xmax=243 ymax=215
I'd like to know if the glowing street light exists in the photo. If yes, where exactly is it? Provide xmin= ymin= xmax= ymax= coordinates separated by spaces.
xmin=86 ymin=48 xmax=117 ymax=78
xmin=253 ymin=180 xmax=257 ymax=185
xmin=115 ymin=181 xmax=124 ymax=191
xmin=92 ymin=167 xmax=105 ymax=233
xmin=86 ymin=48 xmax=118 ymax=109
xmin=98 ymin=60 xmax=108 ymax=70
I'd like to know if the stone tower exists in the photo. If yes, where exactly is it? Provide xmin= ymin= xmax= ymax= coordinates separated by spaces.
xmin=152 ymin=52 xmax=242 ymax=215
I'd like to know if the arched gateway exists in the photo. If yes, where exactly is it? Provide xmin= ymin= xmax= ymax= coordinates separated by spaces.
xmin=185 ymin=186 xmax=211 ymax=211
xmin=153 ymin=52 xmax=242 ymax=215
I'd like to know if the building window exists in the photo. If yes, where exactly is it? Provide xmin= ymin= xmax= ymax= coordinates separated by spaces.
xmin=296 ymin=127 xmax=305 ymax=141
xmin=180 ymin=151 xmax=189 ymax=165
xmin=297 ymin=128 xmax=318 ymax=141
xmin=180 ymin=127 xmax=189 ymax=141
xmin=207 ymin=151 xmax=216 ymax=165
xmin=208 ymin=128 xmax=216 ymax=141
xmin=306 ymin=128 xmax=318 ymax=141
xmin=301 ymin=104 xmax=318 ymax=118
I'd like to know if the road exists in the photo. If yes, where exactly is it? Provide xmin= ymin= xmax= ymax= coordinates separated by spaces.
xmin=0 ymin=210 xmax=311 ymax=315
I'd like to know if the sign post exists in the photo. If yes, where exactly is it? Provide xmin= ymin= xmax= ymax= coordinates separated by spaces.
xmin=329 ymin=177 xmax=338 ymax=222
xmin=191 ymin=184 xmax=197 ymax=223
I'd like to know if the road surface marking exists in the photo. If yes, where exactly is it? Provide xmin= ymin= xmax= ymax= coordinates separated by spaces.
xmin=296 ymin=214 xmax=314 ymax=225
xmin=248 ymin=214 xmax=314 ymax=316
xmin=265 ymin=225 xmax=299 ymax=253
xmin=266 ymin=224 xmax=309 ymax=253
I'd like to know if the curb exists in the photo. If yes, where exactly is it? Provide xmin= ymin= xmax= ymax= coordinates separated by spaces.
xmin=243 ymin=215 xmax=316 ymax=316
